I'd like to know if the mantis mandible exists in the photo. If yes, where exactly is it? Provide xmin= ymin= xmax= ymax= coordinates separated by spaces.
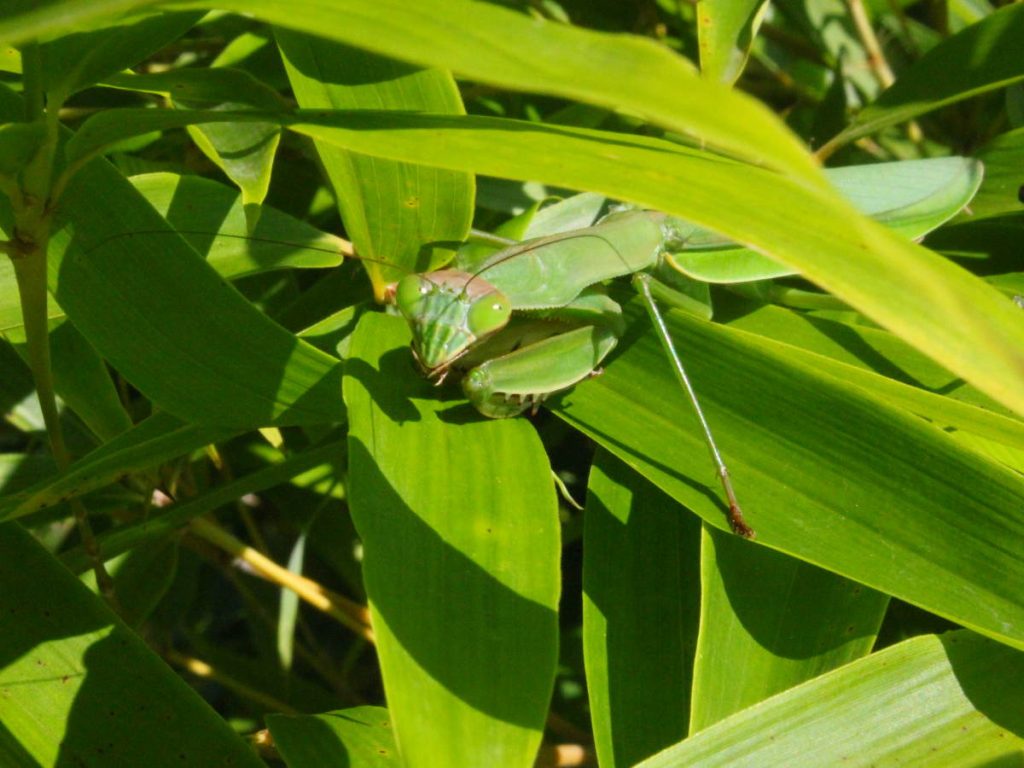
xmin=387 ymin=207 xmax=757 ymax=538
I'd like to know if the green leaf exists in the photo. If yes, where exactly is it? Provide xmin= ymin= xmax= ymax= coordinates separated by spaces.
xmin=39 ymin=11 xmax=200 ymax=100
xmin=276 ymin=29 xmax=474 ymax=297
xmin=583 ymin=450 xmax=701 ymax=767
xmin=696 ymin=0 xmax=767 ymax=84
xmin=1 ymin=0 xmax=824 ymax=181
xmin=690 ymin=528 xmax=886 ymax=731
xmin=717 ymin=300 xmax=1024 ymax=451
xmin=104 ymin=66 xmax=286 ymax=106
xmin=168 ymin=68 xmax=285 ymax=213
xmin=129 ymin=172 xmax=348 ymax=278
xmin=967 ymin=127 xmax=1024 ymax=222
xmin=670 ymin=156 xmax=983 ymax=283
xmin=0 ymin=522 xmax=264 ymax=767
xmin=824 ymin=3 xmax=1024 ymax=151
xmin=638 ymin=631 xmax=1024 ymax=766
xmin=557 ymin=303 xmax=1024 ymax=650
xmin=268 ymin=706 xmax=400 ymax=767
xmin=50 ymin=155 xmax=345 ymax=427
xmin=344 ymin=312 xmax=559 ymax=767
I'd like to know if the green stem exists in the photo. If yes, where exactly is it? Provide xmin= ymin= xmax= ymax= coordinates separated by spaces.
xmin=10 ymin=49 xmax=121 ymax=611
xmin=11 ymin=248 xmax=66 ymax=462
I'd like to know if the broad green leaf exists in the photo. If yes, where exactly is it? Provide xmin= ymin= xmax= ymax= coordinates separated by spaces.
xmin=61 ymin=438 xmax=345 ymax=573
xmin=583 ymin=450 xmax=701 ymax=768
xmin=108 ymin=68 xmax=290 ymax=213
xmin=639 ymin=631 xmax=1024 ymax=767
xmin=174 ymin=71 xmax=284 ymax=213
xmin=0 ymin=411 xmax=236 ymax=521
xmin=716 ymin=301 xmax=1024 ymax=451
xmin=670 ymin=156 xmax=983 ymax=283
xmin=967 ymin=126 xmax=1024 ymax=222
xmin=49 ymin=155 xmax=346 ymax=427
xmin=285 ymin=111 xmax=1024 ymax=419
xmin=130 ymin=172 xmax=348 ymax=278
xmin=824 ymin=3 xmax=1024 ymax=151
xmin=0 ymin=0 xmax=825 ymax=181
xmin=268 ymin=706 xmax=400 ymax=767
xmin=38 ymin=10 xmax=200 ymax=100
xmin=0 ymin=522 xmax=264 ymax=767
xmin=276 ymin=29 xmax=474 ymax=296
xmin=696 ymin=0 xmax=767 ymax=84
xmin=557 ymin=303 xmax=1024 ymax=650
xmin=690 ymin=527 xmax=886 ymax=731
xmin=344 ymin=312 xmax=559 ymax=768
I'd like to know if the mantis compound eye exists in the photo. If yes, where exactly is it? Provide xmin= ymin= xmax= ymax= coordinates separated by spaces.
xmin=466 ymin=290 xmax=512 ymax=337
xmin=394 ymin=274 xmax=431 ymax=318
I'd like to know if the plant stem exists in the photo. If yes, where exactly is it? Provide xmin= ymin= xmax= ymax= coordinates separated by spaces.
xmin=188 ymin=516 xmax=374 ymax=642
xmin=164 ymin=649 xmax=300 ymax=714
xmin=11 ymin=47 xmax=120 ymax=612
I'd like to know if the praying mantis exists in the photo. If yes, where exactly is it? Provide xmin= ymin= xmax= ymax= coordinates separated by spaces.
xmin=384 ymin=155 xmax=983 ymax=539
xmin=388 ymin=205 xmax=758 ymax=536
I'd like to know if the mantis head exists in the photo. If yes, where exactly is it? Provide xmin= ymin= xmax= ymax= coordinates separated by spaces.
xmin=393 ymin=269 xmax=512 ymax=381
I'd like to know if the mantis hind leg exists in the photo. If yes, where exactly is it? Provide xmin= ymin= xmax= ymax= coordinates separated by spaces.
xmin=632 ymin=272 xmax=755 ymax=538
xmin=462 ymin=324 xmax=619 ymax=419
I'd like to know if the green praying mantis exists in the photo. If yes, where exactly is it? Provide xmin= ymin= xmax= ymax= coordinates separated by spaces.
xmin=387 ymin=206 xmax=757 ymax=536
xmin=379 ymin=156 xmax=982 ymax=539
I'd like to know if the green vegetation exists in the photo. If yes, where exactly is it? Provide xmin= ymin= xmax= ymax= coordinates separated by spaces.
xmin=0 ymin=2 xmax=1022 ymax=766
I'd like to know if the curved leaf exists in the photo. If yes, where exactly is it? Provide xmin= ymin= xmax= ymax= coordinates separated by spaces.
xmin=268 ymin=706 xmax=399 ymax=767
xmin=0 ymin=0 xmax=825 ymax=181
xmin=671 ymin=156 xmax=983 ymax=283
xmin=583 ymin=450 xmax=701 ymax=767
xmin=0 ymin=523 xmax=264 ymax=767
xmin=130 ymin=172 xmax=348 ymax=278
xmin=697 ymin=0 xmax=767 ymax=84
xmin=639 ymin=631 xmax=1024 ymax=767
xmin=276 ymin=29 xmax=473 ymax=296
xmin=344 ymin=312 xmax=559 ymax=767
